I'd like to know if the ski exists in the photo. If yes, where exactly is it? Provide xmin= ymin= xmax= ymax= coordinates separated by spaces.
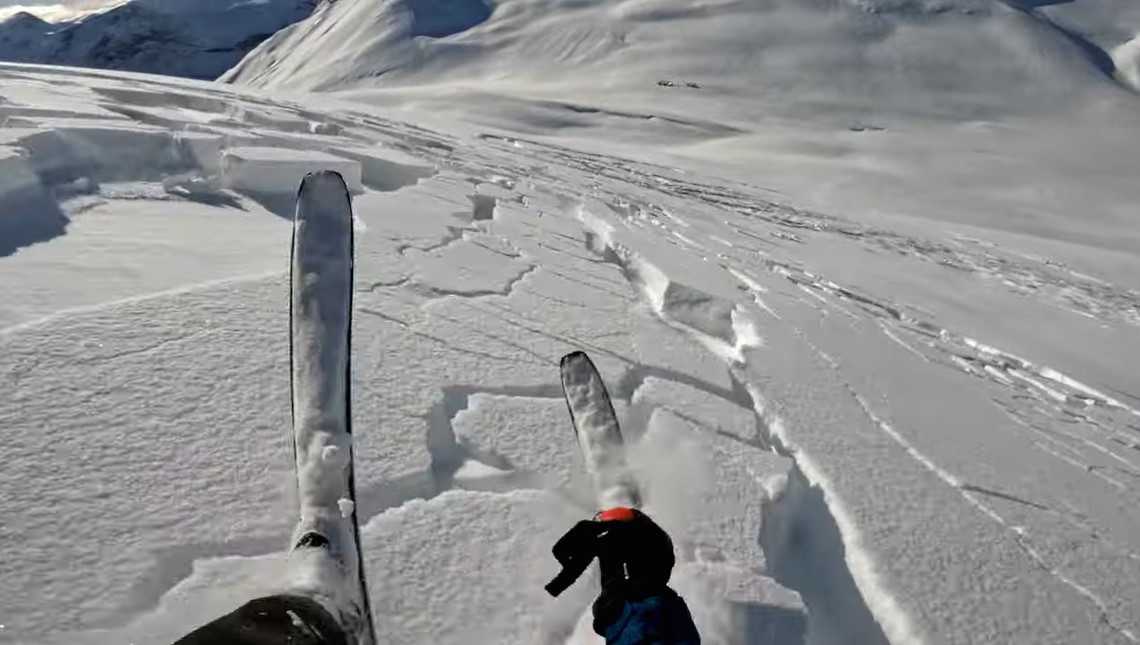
xmin=288 ymin=170 xmax=376 ymax=645
xmin=559 ymin=351 xmax=641 ymax=510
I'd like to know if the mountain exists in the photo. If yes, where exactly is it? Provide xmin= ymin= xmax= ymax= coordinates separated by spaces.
xmin=222 ymin=0 xmax=1140 ymax=123
xmin=0 ymin=0 xmax=318 ymax=80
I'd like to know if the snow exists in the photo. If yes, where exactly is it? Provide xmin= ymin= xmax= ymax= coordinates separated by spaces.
xmin=1114 ymin=34 xmax=1140 ymax=91
xmin=222 ymin=147 xmax=363 ymax=196
xmin=0 ymin=0 xmax=316 ymax=80
xmin=1 ymin=0 xmax=1140 ymax=642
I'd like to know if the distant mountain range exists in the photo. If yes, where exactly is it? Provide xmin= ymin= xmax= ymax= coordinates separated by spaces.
xmin=0 ymin=0 xmax=318 ymax=80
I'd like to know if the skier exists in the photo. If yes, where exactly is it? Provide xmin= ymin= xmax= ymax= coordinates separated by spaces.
xmin=173 ymin=172 xmax=700 ymax=645
xmin=547 ymin=506 xmax=702 ymax=645
xmin=173 ymin=506 xmax=700 ymax=644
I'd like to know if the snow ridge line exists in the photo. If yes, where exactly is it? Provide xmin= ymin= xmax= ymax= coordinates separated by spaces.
xmin=744 ymin=383 xmax=924 ymax=645
xmin=0 ymin=270 xmax=284 ymax=337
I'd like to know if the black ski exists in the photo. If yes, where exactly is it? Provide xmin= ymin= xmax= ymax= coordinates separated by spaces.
xmin=288 ymin=171 xmax=375 ymax=645
xmin=559 ymin=351 xmax=641 ymax=510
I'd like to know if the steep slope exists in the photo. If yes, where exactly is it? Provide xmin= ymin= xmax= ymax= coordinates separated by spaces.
xmin=3 ymin=61 xmax=1140 ymax=645
xmin=0 ymin=0 xmax=317 ymax=80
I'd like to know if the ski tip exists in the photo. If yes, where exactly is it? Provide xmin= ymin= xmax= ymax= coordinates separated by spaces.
xmin=297 ymin=170 xmax=349 ymax=197
xmin=559 ymin=351 xmax=590 ymax=368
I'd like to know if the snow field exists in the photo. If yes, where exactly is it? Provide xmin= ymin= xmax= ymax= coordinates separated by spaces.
xmin=2 ymin=39 xmax=1140 ymax=645
xmin=0 ymin=64 xmax=810 ymax=645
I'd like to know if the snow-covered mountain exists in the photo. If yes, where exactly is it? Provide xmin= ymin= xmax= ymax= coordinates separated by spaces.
xmin=0 ymin=0 xmax=317 ymax=80
xmin=3 ymin=0 xmax=1140 ymax=644
xmin=224 ymin=0 xmax=1140 ymax=118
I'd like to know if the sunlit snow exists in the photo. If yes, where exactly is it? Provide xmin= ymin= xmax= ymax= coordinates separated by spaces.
xmin=2 ymin=0 xmax=1140 ymax=644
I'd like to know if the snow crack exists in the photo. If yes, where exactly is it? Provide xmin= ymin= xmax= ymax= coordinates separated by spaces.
xmin=406 ymin=263 xmax=539 ymax=300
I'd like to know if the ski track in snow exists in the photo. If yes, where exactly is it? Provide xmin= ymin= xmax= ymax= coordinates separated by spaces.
xmin=1 ymin=62 xmax=1140 ymax=645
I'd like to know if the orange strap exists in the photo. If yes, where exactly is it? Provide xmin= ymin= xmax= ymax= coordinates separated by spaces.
xmin=599 ymin=507 xmax=636 ymax=522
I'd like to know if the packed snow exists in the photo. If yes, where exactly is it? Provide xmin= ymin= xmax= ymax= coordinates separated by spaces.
xmin=2 ymin=0 xmax=1140 ymax=643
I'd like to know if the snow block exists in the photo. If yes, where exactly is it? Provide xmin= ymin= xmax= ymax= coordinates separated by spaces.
xmin=14 ymin=121 xmax=178 ymax=183
xmin=634 ymin=408 xmax=791 ymax=568
xmin=331 ymin=145 xmax=434 ymax=192
xmin=221 ymin=147 xmax=363 ymax=195
xmin=673 ymin=561 xmax=808 ymax=645
xmin=1113 ymin=34 xmax=1140 ymax=91
xmin=453 ymin=394 xmax=588 ymax=490
xmin=174 ymin=132 xmax=224 ymax=175
xmin=0 ymin=147 xmax=67 ymax=255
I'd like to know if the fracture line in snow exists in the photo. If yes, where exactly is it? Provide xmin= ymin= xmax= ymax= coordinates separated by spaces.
xmin=877 ymin=323 xmax=929 ymax=363
xmin=0 ymin=270 xmax=284 ymax=337
xmin=963 ymin=337 xmax=1140 ymax=419
xmin=743 ymin=383 xmax=924 ymax=645
xmin=726 ymin=267 xmax=782 ymax=320
xmin=851 ymin=383 xmax=1139 ymax=643
xmin=781 ymin=320 xmax=1139 ymax=643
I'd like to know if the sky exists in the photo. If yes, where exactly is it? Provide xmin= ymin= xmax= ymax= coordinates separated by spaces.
xmin=0 ymin=0 xmax=122 ymax=22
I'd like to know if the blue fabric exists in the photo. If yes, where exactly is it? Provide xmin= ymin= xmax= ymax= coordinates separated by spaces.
xmin=601 ymin=592 xmax=701 ymax=645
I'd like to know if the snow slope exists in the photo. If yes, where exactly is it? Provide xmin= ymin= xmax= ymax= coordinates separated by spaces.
xmin=0 ymin=0 xmax=316 ymax=80
xmin=2 ymin=1 xmax=1140 ymax=643
xmin=225 ymin=0 xmax=1139 ymax=120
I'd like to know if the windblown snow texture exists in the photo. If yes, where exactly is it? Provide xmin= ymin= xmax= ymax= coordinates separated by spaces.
xmin=289 ymin=170 xmax=376 ymax=645
xmin=560 ymin=351 xmax=640 ymax=510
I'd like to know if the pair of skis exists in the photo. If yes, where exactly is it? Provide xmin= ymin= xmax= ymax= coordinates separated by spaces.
xmin=288 ymin=172 xmax=636 ymax=645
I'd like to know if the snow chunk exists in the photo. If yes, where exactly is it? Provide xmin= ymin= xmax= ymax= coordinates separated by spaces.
xmin=321 ymin=444 xmax=349 ymax=469
xmin=452 ymin=459 xmax=512 ymax=487
xmin=579 ymin=206 xmax=760 ymax=363
xmin=337 ymin=497 xmax=355 ymax=518
xmin=0 ymin=147 xmax=42 ymax=200
xmin=331 ymin=145 xmax=435 ymax=192
xmin=1113 ymin=34 xmax=1140 ymax=92
xmin=673 ymin=561 xmax=807 ymax=645
xmin=221 ymin=147 xmax=363 ymax=196
xmin=15 ymin=121 xmax=177 ymax=183
xmin=0 ymin=147 xmax=67 ymax=256
xmin=174 ymin=132 xmax=224 ymax=175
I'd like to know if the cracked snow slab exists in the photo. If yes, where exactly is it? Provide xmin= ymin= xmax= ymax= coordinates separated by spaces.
xmin=402 ymin=236 xmax=535 ymax=299
xmin=672 ymin=561 xmax=807 ymax=645
xmin=222 ymin=146 xmax=363 ymax=195
xmin=632 ymin=375 xmax=761 ymax=446
xmin=6 ymin=56 xmax=1140 ymax=645
xmin=734 ymin=289 xmax=1137 ymax=644
xmin=0 ymin=277 xmax=293 ymax=638
xmin=330 ymin=144 xmax=436 ymax=192
xmin=578 ymin=205 xmax=760 ymax=362
xmin=453 ymin=394 xmax=588 ymax=493
xmin=633 ymin=408 xmax=792 ymax=571
xmin=36 ymin=552 xmax=291 ymax=645
xmin=362 ymin=490 xmax=589 ymax=645
xmin=0 ymin=198 xmax=289 ymax=329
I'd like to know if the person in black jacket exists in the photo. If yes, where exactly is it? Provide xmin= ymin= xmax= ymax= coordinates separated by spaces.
xmin=547 ymin=507 xmax=701 ymax=645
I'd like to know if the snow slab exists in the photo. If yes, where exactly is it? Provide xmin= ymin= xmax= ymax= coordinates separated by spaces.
xmin=221 ymin=146 xmax=363 ymax=196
